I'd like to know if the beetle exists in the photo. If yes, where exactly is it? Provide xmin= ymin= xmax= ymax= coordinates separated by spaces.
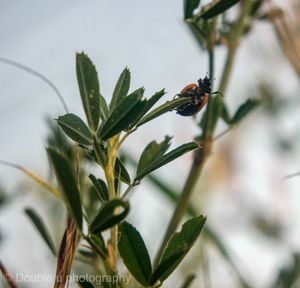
xmin=175 ymin=76 xmax=222 ymax=116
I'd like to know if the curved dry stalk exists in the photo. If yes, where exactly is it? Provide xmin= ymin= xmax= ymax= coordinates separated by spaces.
xmin=0 ymin=160 xmax=61 ymax=198
xmin=0 ymin=260 xmax=18 ymax=288
xmin=0 ymin=57 xmax=69 ymax=113
xmin=53 ymin=217 xmax=79 ymax=288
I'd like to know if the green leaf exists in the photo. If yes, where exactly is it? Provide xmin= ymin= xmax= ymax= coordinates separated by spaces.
xmin=76 ymin=52 xmax=100 ymax=132
xmin=89 ymin=199 xmax=129 ymax=233
xmin=89 ymin=233 xmax=108 ymax=256
xmin=136 ymin=97 xmax=192 ymax=127
xmin=110 ymin=67 xmax=131 ymax=110
xmin=151 ymin=215 xmax=206 ymax=284
xmin=231 ymin=99 xmax=260 ymax=124
xmin=89 ymin=174 xmax=108 ymax=202
xmin=180 ymin=274 xmax=196 ymax=288
xmin=115 ymin=157 xmax=131 ymax=185
xmin=142 ymin=89 xmax=166 ymax=115
xmin=135 ymin=142 xmax=199 ymax=181
xmin=274 ymin=253 xmax=300 ymax=288
xmin=78 ymin=248 xmax=97 ymax=259
xmin=98 ymin=89 xmax=144 ymax=140
xmin=99 ymin=94 xmax=109 ymax=122
xmin=24 ymin=208 xmax=56 ymax=255
xmin=118 ymin=221 xmax=152 ymax=286
xmin=56 ymin=113 xmax=93 ymax=145
xmin=199 ymin=0 xmax=241 ymax=19
xmin=47 ymin=148 xmax=82 ymax=230
xmin=152 ymin=250 xmax=187 ymax=284
xmin=137 ymin=153 xmax=251 ymax=288
xmin=123 ymin=99 xmax=148 ymax=130
xmin=184 ymin=0 xmax=201 ymax=19
xmin=124 ymin=155 xmax=252 ymax=288
xmin=126 ymin=89 xmax=166 ymax=130
xmin=77 ymin=279 xmax=95 ymax=288
xmin=137 ymin=136 xmax=172 ymax=176
xmin=46 ymin=117 xmax=75 ymax=161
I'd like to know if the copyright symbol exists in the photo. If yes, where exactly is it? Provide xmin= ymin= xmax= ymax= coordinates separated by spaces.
xmin=2 ymin=274 xmax=12 ymax=282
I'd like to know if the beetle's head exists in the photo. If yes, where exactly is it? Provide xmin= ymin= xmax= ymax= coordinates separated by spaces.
xmin=198 ymin=76 xmax=212 ymax=93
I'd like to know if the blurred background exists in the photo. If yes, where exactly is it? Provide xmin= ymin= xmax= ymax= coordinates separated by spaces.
xmin=1 ymin=0 xmax=300 ymax=287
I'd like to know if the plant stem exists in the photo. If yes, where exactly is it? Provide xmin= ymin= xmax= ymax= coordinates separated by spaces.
xmin=154 ymin=45 xmax=215 ymax=269
xmin=104 ymin=135 xmax=119 ymax=272
xmin=155 ymin=0 xmax=253 ymax=266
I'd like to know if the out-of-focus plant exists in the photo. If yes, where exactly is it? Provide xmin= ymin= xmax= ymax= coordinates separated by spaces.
xmin=273 ymin=253 xmax=300 ymax=288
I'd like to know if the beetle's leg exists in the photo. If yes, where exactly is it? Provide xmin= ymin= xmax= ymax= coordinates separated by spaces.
xmin=211 ymin=91 xmax=224 ymax=97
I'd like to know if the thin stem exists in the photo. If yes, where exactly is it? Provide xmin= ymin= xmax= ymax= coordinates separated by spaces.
xmin=84 ymin=235 xmax=107 ymax=260
xmin=154 ymin=153 xmax=206 ymax=266
xmin=214 ymin=126 xmax=233 ymax=141
xmin=117 ymin=129 xmax=135 ymax=150
xmin=103 ymin=135 xmax=119 ymax=273
xmin=0 ymin=57 xmax=68 ymax=113
xmin=92 ymin=137 xmax=106 ymax=167
xmin=201 ymin=245 xmax=211 ymax=288
xmin=92 ymin=134 xmax=120 ymax=276
xmin=281 ymin=172 xmax=300 ymax=181
xmin=0 ymin=160 xmax=61 ymax=198
xmin=83 ymin=235 xmax=115 ymax=278
xmin=155 ymin=44 xmax=215 ymax=267
xmin=121 ymin=181 xmax=138 ymax=199
xmin=155 ymin=0 xmax=253 ymax=267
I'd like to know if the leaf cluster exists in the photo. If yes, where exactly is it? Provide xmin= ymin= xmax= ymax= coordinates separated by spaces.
xmin=24 ymin=52 xmax=203 ymax=286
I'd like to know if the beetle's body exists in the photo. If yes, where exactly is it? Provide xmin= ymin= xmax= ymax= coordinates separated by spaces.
xmin=175 ymin=77 xmax=213 ymax=116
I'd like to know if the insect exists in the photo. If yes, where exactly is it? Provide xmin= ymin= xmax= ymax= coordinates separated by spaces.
xmin=175 ymin=76 xmax=222 ymax=116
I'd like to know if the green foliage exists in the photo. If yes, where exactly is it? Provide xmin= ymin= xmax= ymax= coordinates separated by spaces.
xmin=231 ymin=98 xmax=260 ymax=124
xmin=89 ymin=233 xmax=108 ymax=257
xmin=57 ymin=113 xmax=93 ymax=145
xmin=136 ymin=136 xmax=172 ymax=176
xmin=89 ymin=199 xmax=129 ymax=233
xmin=136 ymin=97 xmax=191 ymax=127
xmin=221 ymin=98 xmax=261 ymax=126
xmin=89 ymin=174 xmax=109 ymax=202
xmin=184 ymin=0 xmax=201 ymax=19
xmin=180 ymin=274 xmax=196 ymax=288
xmin=142 ymin=89 xmax=166 ymax=115
xmin=118 ymin=222 xmax=152 ymax=286
xmin=24 ymin=208 xmax=56 ymax=255
xmin=151 ymin=216 xmax=206 ymax=284
xmin=199 ymin=0 xmax=241 ymax=19
xmin=118 ymin=216 xmax=205 ymax=286
xmin=115 ymin=157 xmax=131 ymax=184
xmin=46 ymin=118 xmax=74 ymax=159
xmin=76 ymin=52 xmax=100 ymax=132
xmin=99 ymin=93 xmax=109 ymax=122
xmin=98 ymin=89 xmax=144 ymax=140
xmin=135 ymin=142 xmax=199 ymax=181
xmin=110 ymin=67 xmax=131 ymax=110
xmin=47 ymin=148 xmax=83 ymax=230
xmin=274 ymin=253 xmax=300 ymax=287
